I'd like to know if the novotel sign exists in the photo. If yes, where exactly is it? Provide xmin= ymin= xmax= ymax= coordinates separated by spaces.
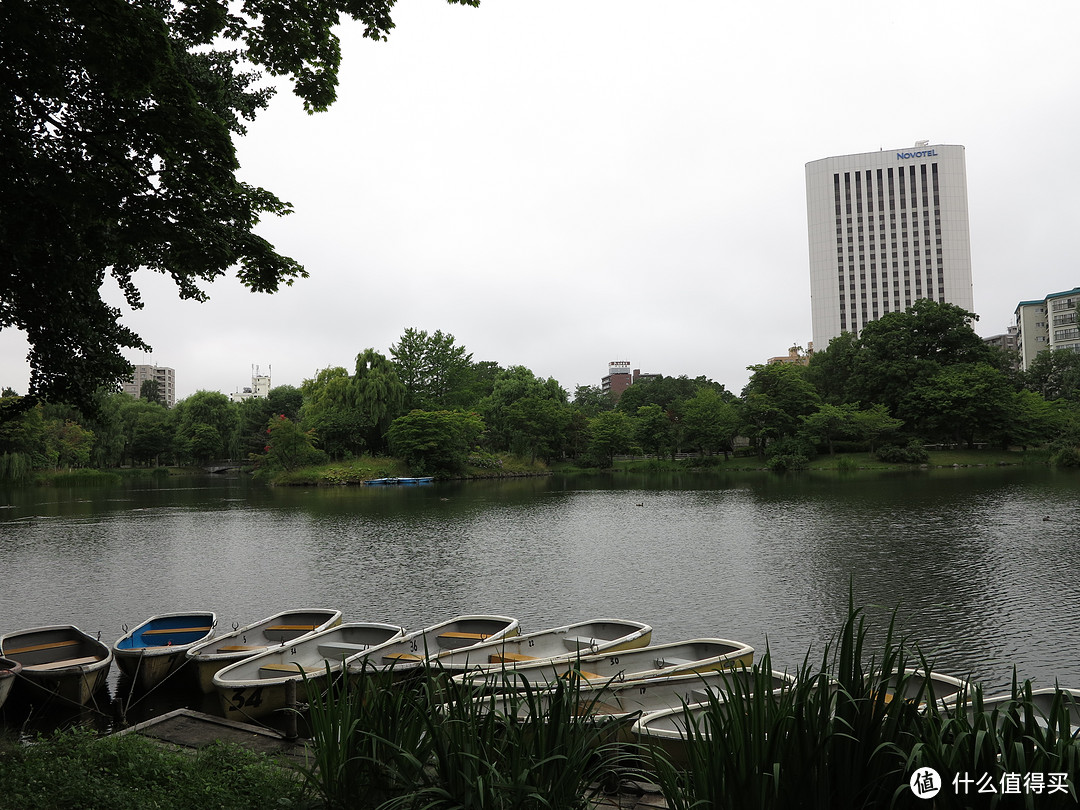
xmin=897 ymin=149 xmax=938 ymax=159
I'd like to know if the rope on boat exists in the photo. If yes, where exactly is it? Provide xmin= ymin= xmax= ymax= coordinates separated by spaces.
xmin=11 ymin=667 xmax=114 ymax=722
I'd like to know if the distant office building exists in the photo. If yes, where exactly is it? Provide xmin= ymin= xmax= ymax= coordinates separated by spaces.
xmin=1015 ymin=287 xmax=1080 ymax=370
xmin=806 ymin=142 xmax=974 ymax=352
xmin=600 ymin=361 xmax=661 ymax=402
xmin=767 ymin=344 xmax=813 ymax=366
xmin=230 ymin=365 xmax=272 ymax=402
xmin=122 ymin=365 xmax=176 ymax=407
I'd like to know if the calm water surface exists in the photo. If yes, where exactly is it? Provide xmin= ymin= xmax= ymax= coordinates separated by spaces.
xmin=1 ymin=466 xmax=1078 ymax=726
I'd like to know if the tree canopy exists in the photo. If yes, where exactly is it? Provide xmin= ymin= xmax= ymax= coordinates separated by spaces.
xmin=0 ymin=0 xmax=478 ymax=409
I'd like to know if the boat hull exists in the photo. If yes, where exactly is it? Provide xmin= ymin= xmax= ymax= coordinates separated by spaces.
xmin=213 ymin=622 xmax=406 ymax=722
xmin=346 ymin=615 xmax=521 ymax=678
xmin=491 ymin=668 xmax=794 ymax=745
xmin=1 ymin=625 xmax=112 ymax=708
xmin=454 ymin=637 xmax=750 ymax=690
xmin=429 ymin=619 xmax=650 ymax=677
xmin=188 ymin=609 xmax=343 ymax=694
xmin=0 ymin=657 xmax=19 ymax=710
xmin=113 ymin=612 xmax=217 ymax=691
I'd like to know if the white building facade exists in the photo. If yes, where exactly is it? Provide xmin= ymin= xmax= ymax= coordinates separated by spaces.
xmin=121 ymin=365 xmax=176 ymax=407
xmin=806 ymin=143 xmax=974 ymax=351
xmin=1015 ymin=287 xmax=1080 ymax=370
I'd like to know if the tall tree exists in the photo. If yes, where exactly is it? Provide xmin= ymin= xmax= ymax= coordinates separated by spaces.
xmin=1024 ymin=350 xmax=1080 ymax=403
xmin=825 ymin=300 xmax=994 ymax=416
xmin=300 ymin=367 xmax=367 ymax=459
xmin=479 ymin=366 xmax=568 ymax=457
xmin=350 ymin=349 xmax=405 ymax=452
xmin=585 ymin=410 xmax=634 ymax=468
xmin=740 ymin=363 xmax=821 ymax=457
xmin=387 ymin=409 xmax=484 ymax=475
xmin=390 ymin=328 xmax=474 ymax=411
xmin=682 ymin=387 xmax=739 ymax=458
xmin=0 ymin=0 xmax=478 ymax=411
xmin=174 ymin=390 xmax=238 ymax=463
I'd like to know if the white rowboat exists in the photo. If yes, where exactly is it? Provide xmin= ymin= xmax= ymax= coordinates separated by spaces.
xmin=213 ymin=621 xmax=405 ymax=721
xmin=187 ymin=608 xmax=343 ymax=693
xmin=453 ymin=637 xmax=751 ymax=690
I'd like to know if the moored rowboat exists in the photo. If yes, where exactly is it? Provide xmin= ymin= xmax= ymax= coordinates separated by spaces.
xmin=430 ymin=618 xmax=652 ymax=677
xmin=213 ymin=621 xmax=406 ymax=721
xmin=631 ymin=670 xmax=796 ymax=762
xmin=484 ymin=668 xmax=794 ymax=742
xmin=0 ymin=655 xmax=21 ymax=710
xmin=187 ymin=608 xmax=343 ymax=693
xmin=113 ymin=611 xmax=217 ymax=691
xmin=0 ymin=625 xmax=112 ymax=707
xmin=346 ymin=614 xmax=522 ymax=677
xmin=453 ymin=636 xmax=751 ymax=690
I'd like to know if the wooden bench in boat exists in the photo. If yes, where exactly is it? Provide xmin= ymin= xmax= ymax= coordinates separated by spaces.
xmin=143 ymin=627 xmax=212 ymax=636
xmin=4 ymin=639 xmax=80 ymax=656
xmin=23 ymin=655 xmax=101 ymax=671
xmin=439 ymin=631 xmax=492 ymax=641
xmin=217 ymin=645 xmax=264 ymax=653
xmin=488 ymin=652 xmax=537 ymax=664
xmin=258 ymin=663 xmax=324 ymax=677
xmin=557 ymin=668 xmax=603 ymax=681
xmin=382 ymin=652 xmax=422 ymax=663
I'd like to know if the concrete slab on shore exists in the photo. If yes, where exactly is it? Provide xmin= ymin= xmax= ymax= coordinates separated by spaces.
xmin=113 ymin=708 xmax=311 ymax=767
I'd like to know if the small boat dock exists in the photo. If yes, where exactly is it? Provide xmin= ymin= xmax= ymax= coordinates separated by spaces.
xmin=113 ymin=708 xmax=311 ymax=768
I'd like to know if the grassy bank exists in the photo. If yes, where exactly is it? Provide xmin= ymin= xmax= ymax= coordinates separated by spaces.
xmin=267 ymin=454 xmax=550 ymax=486
xmin=582 ymin=447 xmax=1054 ymax=474
xmin=0 ymin=728 xmax=303 ymax=809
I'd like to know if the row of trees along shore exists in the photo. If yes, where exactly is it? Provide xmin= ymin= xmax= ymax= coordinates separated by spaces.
xmin=3 ymin=304 xmax=1080 ymax=482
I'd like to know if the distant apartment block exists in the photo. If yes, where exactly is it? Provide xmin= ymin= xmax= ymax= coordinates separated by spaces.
xmin=230 ymin=365 xmax=272 ymax=402
xmin=122 ymin=365 xmax=175 ymax=407
xmin=600 ymin=361 xmax=661 ymax=402
xmin=983 ymin=326 xmax=1019 ymax=369
xmin=1015 ymin=287 xmax=1080 ymax=370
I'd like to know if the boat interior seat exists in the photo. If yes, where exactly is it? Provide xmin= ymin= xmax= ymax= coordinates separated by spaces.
xmin=4 ymin=639 xmax=79 ymax=656
xmin=562 ymin=636 xmax=598 ymax=651
xmin=23 ymin=655 xmax=102 ymax=671
xmin=488 ymin=652 xmax=537 ymax=664
xmin=317 ymin=642 xmax=370 ymax=657
xmin=655 ymin=657 xmax=696 ymax=670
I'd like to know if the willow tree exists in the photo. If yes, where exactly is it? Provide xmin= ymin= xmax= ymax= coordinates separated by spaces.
xmin=350 ymin=349 xmax=405 ymax=452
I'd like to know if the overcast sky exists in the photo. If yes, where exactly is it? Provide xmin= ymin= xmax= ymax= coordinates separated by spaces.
xmin=4 ymin=0 xmax=1080 ymax=401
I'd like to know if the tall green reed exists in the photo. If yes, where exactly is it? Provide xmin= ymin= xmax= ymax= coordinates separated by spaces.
xmin=301 ymin=660 xmax=642 ymax=809
xmin=646 ymin=599 xmax=963 ymax=809
xmin=907 ymin=676 xmax=1080 ymax=809
xmin=299 ymin=662 xmax=433 ymax=809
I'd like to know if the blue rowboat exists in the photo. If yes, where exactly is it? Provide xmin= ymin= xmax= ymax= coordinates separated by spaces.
xmin=113 ymin=611 xmax=217 ymax=691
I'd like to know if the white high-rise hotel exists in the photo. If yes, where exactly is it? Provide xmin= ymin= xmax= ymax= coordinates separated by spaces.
xmin=805 ymin=143 xmax=974 ymax=351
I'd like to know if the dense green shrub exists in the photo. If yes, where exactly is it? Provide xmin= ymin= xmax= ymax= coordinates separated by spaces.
xmin=876 ymin=439 xmax=930 ymax=464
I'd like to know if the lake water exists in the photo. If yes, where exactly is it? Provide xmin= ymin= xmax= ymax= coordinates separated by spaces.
xmin=2 ymin=466 xmax=1078 ymax=729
